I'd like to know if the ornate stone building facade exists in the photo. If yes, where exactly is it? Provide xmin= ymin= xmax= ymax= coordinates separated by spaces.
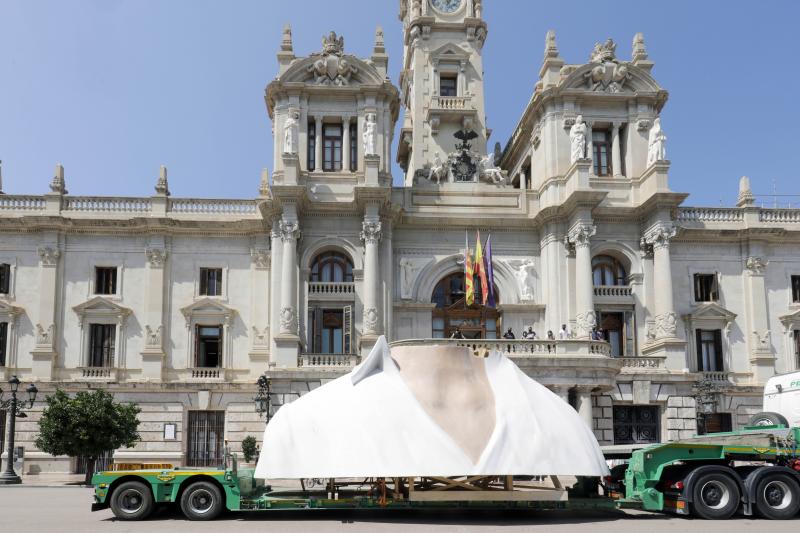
xmin=2 ymin=1 xmax=800 ymax=473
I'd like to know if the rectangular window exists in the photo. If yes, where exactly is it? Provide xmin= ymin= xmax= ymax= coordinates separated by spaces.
xmin=195 ymin=325 xmax=222 ymax=368
xmin=693 ymin=273 xmax=718 ymax=302
xmin=0 ymin=322 xmax=7 ymax=367
xmin=322 ymin=124 xmax=343 ymax=171
xmin=613 ymin=405 xmax=660 ymax=444
xmin=88 ymin=323 xmax=115 ymax=367
xmin=592 ymin=130 xmax=612 ymax=176
xmin=307 ymin=121 xmax=316 ymax=170
xmin=792 ymin=275 xmax=800 ymax=303
xmin=0 ymin=263 xmax=10 ymax=294
xmin=199 ymin=268 xmax=223 ymax=296
xmin=696 ymin=329 xmax=723 ymax=372
xmin=439 ymin=75 xmax=457 ymax=97
xmin=187 ymin=411 xmax=225 ymax=467
xmin=349 ymin=124 xmax=357 ymax=171
xmin=94 ymin=267 xmax=117 ymax=295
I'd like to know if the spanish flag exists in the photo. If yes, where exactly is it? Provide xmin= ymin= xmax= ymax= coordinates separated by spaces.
xmin=464 ymin=230 xmax=474 ymax=306
xmin=474 ymin=230 xmax=489 ymax=306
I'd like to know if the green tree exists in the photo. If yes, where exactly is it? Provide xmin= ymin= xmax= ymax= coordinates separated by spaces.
xmin=35 ymin=389 xmax=141 ymax=485
xmin=241 ymin=435 xmax=259 ymax=463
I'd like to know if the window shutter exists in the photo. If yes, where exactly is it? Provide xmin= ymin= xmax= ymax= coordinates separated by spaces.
xmin=695 ymin=329 xmax=703 ymax=371
xmin=713 ymin=329 xmax=723 ymax=371
xmin=343 ymin=305 xmax=352 ymax=355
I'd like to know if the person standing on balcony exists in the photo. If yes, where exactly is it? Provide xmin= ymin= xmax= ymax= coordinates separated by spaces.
xmin=522 ymin=326 xmax=536 ymax=340
xmin=450 ymin=326 xmax=465 ymax=339
xmin=503 ymin=328 xmax=515 ymax=339
xmin=558 ymin=324 xmax=571 ymax=339
xmin=547 ymin=330 xmax=555 ymax=341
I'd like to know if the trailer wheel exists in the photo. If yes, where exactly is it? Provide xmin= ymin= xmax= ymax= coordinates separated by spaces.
xmin=691 ymin=472 xmax=741 ymax=520
xmin=180 ymin=480 xmax=224 ymax=521
xmin=754 ymin=473 xmax=800 ymax=519
xmin=109 ymin=480 xmax=154 ymax=521
xmin=748 ymin=412 xmax=789 ymax=427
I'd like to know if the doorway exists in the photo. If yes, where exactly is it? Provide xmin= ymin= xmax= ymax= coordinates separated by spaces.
xmin=186 ymin=411 xmax=225 ymax=467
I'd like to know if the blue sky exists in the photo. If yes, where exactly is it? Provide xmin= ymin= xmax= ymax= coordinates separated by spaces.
xmin=1 ymin=0 xmax=798 ymax=206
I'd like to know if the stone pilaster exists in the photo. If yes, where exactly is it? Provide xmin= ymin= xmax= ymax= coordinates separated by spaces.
xmin=314 ymin=116 xmax=323 ymax=171
xmin=249 ymin=246 xmax=271 ymax=365
xmin=31 ymin=244 xmax=61 ymax=380
xmin=273 ymin=218 xmax=301 ymax=368
xmin=611 ymin=122 xmax=622 ymax=177
xmin=744 ymin=255 xmax=775 ymax=383
xmin=141 ymin=245 xmax=167 ymax=381
xmin=567 ymin=223 xmax=596 ymax=339
xmin=360 ymin=215 xmax=383 ymax=354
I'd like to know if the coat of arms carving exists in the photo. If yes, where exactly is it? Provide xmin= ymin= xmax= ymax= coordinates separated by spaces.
xmin=308 ymin=31 xmax=358 ymax=86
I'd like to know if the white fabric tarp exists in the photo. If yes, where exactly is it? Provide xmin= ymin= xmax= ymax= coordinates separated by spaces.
xmin=255 ymin=337 xmax=609 ymax=479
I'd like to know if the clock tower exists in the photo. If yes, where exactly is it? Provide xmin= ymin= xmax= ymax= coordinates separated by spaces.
xmin=396 ymin=0 xmax=489 ymax=186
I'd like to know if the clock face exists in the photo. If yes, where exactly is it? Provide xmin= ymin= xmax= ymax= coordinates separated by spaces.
xmin=431 ymin=0 xmax=462 ymax=14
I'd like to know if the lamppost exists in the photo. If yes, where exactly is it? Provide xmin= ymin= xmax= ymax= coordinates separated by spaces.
xmin=691 ymin=378 xmax=720 ymax=436
xmin=0 ymin=375 xmax=38 ymax=485
xmin=254 ymin=374 xmax=273 ymax=423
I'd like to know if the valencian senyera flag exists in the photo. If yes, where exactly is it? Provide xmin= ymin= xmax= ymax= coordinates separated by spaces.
xmin=474 ymin=230 xmax=489 ymax=306
xmin=464 ymin=230 xmax=474 ymax=306
xmin=484 ymin=233 xmax=496 ymax=308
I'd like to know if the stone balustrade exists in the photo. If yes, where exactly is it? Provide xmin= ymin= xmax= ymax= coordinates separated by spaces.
xmin=675 ymin=207 xmax=744 ymax=222
xmin=759 ymin=209 xmax=800 ymax=223
xmin=298 ymin=353 xmax=360 ymax=368
xmin=431 ymin=95 xmax=472 ymax=111
xmin=392 ymin=337 xmax=612 ymax=357
xmin=594 ymin=285 xmax=632 ymax=297
xmin=187 ymin=367 xmax=222 ymax=380
xmin=168 ymin=198 xmax=259 ymax=215
xmin=620 ymin=356 xmax=665 ymax=369
xmin=308 ymin=282 xmax=355 ymax=297
xmin=80 ymin=366 xmax=115 ymax=379
xmin=701 ymin=370 xmax=732 ymax=384
xmin=0 ymin=195 xmax=46 ymax=212
xmin=65 ymin=196 xmax=152 ymax=213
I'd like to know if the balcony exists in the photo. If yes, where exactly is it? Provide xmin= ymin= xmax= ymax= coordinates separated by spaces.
xmin=594 ymin=285 xmax=632 ymax=298
xmin=308 ymin=282 xmax=355 ymax=300
xmin=700 ymin=370 xmax=732 ymax=384
xmin=183 ymin=367 xmax=224 ymax=382
xmin=77 ymin=366 xmax=118 ymax=382
xmin=298 ymin=353 xmax=360 ymax=368
xmin=426 ymin=95 xmax=477 ymax=128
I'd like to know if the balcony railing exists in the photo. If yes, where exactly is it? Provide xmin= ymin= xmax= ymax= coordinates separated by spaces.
xmin=0 ymin=195 xmax=46 ymax=211
xmin=64 ymin=196 xmax=152 ymax=213
xmin=594 ymin=285 xmax=632 ymax=297
xmin=187 ymin=367 xmax=222 ymax=380
xmin=760 ymin=209 xmax=800 ymax=223
xmin=620 ymin=356 xmax=664 ymax=369
xmin=675 ymin=208 xmax=744 ymax=222
xmin=701 ymin=370 xmax=732 ymax=384
xmin=431 ymin=95 xmax=473 ymax=111
xmin=298 ymin=353 xmax=360 ymax=368
xmin=168 ymin=198 xmax=259 ymax=215
xmin=308 ymin=282 xmax=355 ymax=297
xmin=80 ymin=366 xmax=115 ymax=379
xmin=392 ymin=338 xmax=612 ymax=357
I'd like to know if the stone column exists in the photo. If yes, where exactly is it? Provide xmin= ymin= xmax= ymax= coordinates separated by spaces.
xmin=644 ymin=222 xmax=678 ymax=340
xmin=611 ymin=122 xmax=622 ymax=177
xmin=586 ymin=121 xmax=594 ymax=169
xmin=342 ymin=116 xmax=351 ymax=172
xmin=141 ymin=245 xmax=167 ymax=381
xmin=567 ymin=223 xmax=596 ymax=339
xmin=279 ymin=219 xmax=300 ymax=336
xmin=314 ymin=116 xmax=323 ymax=172
xmin=744 ymin=255 xmax=775 ymax=383
xmin=31 ymin=244 xmax=61 ymax=380
xmin=360 ymin=212 xmax=383 ymax=355
xmin=575 ymin=386 xmax=594 ymax=429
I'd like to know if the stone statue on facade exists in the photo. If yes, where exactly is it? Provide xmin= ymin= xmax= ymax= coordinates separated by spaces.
xmin=509 ymin=259 xmax=536 ymax=301
xmin=478 ymin=152 xmax=506 ymax=185
xmin=646 ymin=117 xmax=667 ymax=166
xmin=363 ymin=113 xmax=377 ymax=156
xmin=283 ymin=111 xmax=299 ymax=155
xmin=569 ymin=115 xmax=587 ymax=163
xmin=428 ymin=153 xmax=447 ymax=184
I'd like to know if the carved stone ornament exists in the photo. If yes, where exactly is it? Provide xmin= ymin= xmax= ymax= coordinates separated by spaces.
xmin=308 ymin=31 xmax=357 ymax=86
xmin=250 ymin=248 xmax=270 ymax=269
xmin=279 ymin=220 xmax=300 ymax=243
xmin=639 ymin=237 xmax=654 ymax=259
xmin=569 ymin=115 xmax=587 ymax=163
xmin=646 ymin=117 xmax=667 ymax=166
xmin=567 ymin=223 xmax=596 ymax=248
xmin=363 ymin=113 xmax=378 ymax=156
xmin=644 ymin=223 xmax=676 ymax=250
xmin=477 ymin=152 xmax=507 ymax=185
xmin=745 ymin=256 xmax=767 ymax=275
xmin=637 ymin=119 xmax=652 ymax=131
xmin=36 ymin=323 xmax=55 ymax=347
xmin=363 ymin=306 xmax=379 ymax=334
xmin=145 ymin=247 xmax=167 ymax=267
xmin=753 ymin=330 xmax=771 ymax=348
xmin=576 ymin=310 xmax=597 ymax=338
xmin=585 ymin=39 xmax=630 ymax=93
xmin=144 ymin=325 xmax=164 ymax=348
xmin=283 ymin=110 xmax=299 ymax=155
xmin=360 ymin=220 xmax=383 ymax=245
xmin=505 ymin=259 xmax=536 ymax=302
xmin=37 ymin=246 xmax=61 ymax=266
xmin=279 ymin=306 xmax=297 ymax=335
xmin=654 ymin=311 xmax=678 ymax=339
xmin=252 ymin=326 xmax=269 ymax=347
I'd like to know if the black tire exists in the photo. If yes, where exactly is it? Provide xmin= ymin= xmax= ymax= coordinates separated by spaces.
xmin=179 ymin=480 xmax=224 ymax=521
xmin=691 ymin=472 xmax=741 ymax=520
xmin=749 ymin=411 xmax=789 ymax=427
xmin=109 ymin=480 xmax=155 ymax=521
xmin=754 ymin=473 xmax=800 ymax=519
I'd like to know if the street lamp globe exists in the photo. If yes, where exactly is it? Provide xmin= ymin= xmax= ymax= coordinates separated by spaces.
xmin=26 ymin=383 xmax=38 ymax=407
xmin=8 ymin=375 xmax=20 ymax=393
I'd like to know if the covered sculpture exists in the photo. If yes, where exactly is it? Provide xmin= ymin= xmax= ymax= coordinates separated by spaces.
xmin=255 ymin=337 xmax=608 ymax=479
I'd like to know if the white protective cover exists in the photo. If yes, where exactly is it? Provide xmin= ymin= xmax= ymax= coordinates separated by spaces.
xmin=255 ymin=337 xmax=609 ymax=479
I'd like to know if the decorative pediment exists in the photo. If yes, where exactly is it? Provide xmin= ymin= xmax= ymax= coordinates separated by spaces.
xmin=72 ymin=296 xmax=131 ymax=325
xmin=429 ymin=43 xmax=471 ymax=62
xmin=180 ymin=297 xmax=236 ymax=327
xmin=779 ymin=308 xmax=800 ymax=332
xmin=559 ymin=62 xmax=662 ymax=94
xmin=683 ymin=302 xmax=737 ymax=323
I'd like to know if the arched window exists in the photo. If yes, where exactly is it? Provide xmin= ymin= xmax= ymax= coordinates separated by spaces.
xmin=431 ymin=272 xmax=500 ymax=339
xmin=592 ymin=255 xmax=628 ymax=286
xmin=310 ymin=251 xmax=353 ymax=283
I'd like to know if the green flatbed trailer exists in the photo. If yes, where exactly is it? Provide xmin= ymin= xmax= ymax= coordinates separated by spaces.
xmin=91 ymin=426 xmax=800 ymax=521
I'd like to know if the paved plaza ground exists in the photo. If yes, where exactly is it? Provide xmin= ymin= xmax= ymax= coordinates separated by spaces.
xmin=1 ymin=486 xmax=799 ymax=532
